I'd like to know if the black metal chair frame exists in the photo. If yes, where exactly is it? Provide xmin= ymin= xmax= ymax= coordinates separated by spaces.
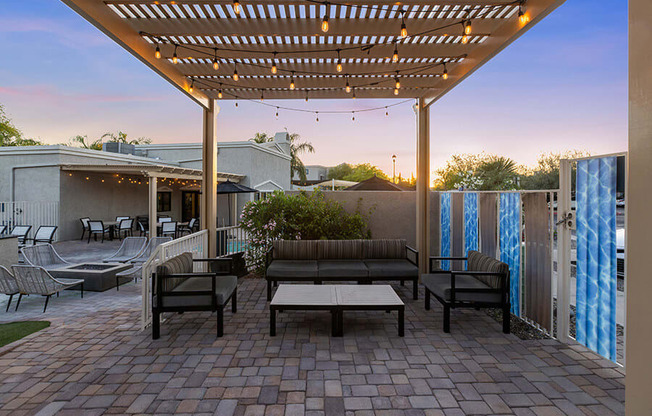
xmin=30 ymin=225 xmax=58 ymax=245
xmin=87 ymin=220 xmax=110 ymax=243
xmin=11 ymin=225 xmax=32 ymax=245
xmin=152 ymin=258 xmax=236 ymax=339
xmin=425 ymin=256 xmax=510 ymax=334
xmin=116 ymin=219 xmax=134 ymax=240
xmin=79 ymin=218 xmax=90 ymax=240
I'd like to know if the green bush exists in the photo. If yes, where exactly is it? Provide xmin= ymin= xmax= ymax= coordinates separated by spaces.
xmin=240 ymin=191 xmax=371 ymax=271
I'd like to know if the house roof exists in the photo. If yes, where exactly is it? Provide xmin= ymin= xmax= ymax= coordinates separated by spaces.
xmin=344 ymin=175 xmax=404 ymax=191
xmin=60 ymin=163 xmax=244 ymax=181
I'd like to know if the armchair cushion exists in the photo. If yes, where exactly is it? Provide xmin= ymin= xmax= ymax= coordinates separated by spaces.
xmin=362 ymin=239 xmax=406 ymax=259
xmin=273 ymin=240 xmax=319 ymax=260
xmin=267 ymin=260 xmax=319 ymax=279
xmin=467 ymin=250 xmax=509 ymax=289
xmin=317 ymin=240 xmax=363 ymax=260
xmin=156 ymin=275 xmax=237 ymax=308
xmin=364 ymin=259 xmax=418 ymax=278
xmin=317 ymin=260 xmax=368 ymax=278
xmin=422 ymin=273 xmax=501 ymax=303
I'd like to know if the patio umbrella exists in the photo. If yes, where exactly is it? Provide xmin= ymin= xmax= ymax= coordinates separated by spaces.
xmin=216 ymin=180 xmax=259 ymax=225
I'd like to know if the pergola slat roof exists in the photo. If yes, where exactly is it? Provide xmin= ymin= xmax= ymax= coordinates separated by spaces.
xmin=64 ymin=0 xmax=564 ymax=107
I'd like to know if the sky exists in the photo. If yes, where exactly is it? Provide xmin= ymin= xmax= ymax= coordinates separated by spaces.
xmin=0 ymin=0 xmax=627 ymax=178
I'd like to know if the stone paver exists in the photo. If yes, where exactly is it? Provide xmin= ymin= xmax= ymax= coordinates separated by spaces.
xmin=0 ymin=271 xmax=625 ymax=415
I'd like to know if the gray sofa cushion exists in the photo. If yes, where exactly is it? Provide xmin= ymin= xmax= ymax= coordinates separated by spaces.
xmin=466 ymin=250 xmax=509 ymax=289
xmin=422 ymin=273 xmax=501 ymax=303
xmin=273 ymin=240 xmax=319 ymax=260
xmin=156 ymin=252 xmax=194 ymax=292
xmin=267 ymin=260 xmax=319 ymax=279
xmin=318 ymin=260 xmax=368 ymax=278
xmin=362 ymin=239 xmax=406 ymax=259
xmin=157 ymin=275 xmax=237 ymax=308
xmin=364 ymin=259 xmax=418 ymax=278
xmin=318 ymin=240 xmax=363 ymax=260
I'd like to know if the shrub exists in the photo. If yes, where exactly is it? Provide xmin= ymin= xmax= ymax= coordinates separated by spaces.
xmin=240 ymin=191 xmax=371 ymax=271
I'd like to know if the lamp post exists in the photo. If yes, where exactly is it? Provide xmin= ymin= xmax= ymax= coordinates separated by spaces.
xmin=392 ymin=155 xmax=397 ymax=183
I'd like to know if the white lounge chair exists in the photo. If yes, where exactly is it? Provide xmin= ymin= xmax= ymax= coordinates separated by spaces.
xmin=21 ymin=243 xmax=71 ymax=271
xmin=12 ymin=265 xmax=84 ymax=313
xmin=103 ymin=237 xmax=147 ymax=263
xmin=0 ymin=266 xmax=19 ymax=312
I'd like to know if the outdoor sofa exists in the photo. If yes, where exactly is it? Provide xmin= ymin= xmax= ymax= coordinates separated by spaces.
xmin=265 ymin=239 xmax=418 ymax=301
xmin=422 ymin=250 xmax=511 ymax=333
xmin=151 ymin=252 xmax=237 ymax=339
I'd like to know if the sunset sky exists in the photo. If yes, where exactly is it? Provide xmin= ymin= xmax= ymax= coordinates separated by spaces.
xmin=0 ymin=0 xmax=627 ymax=178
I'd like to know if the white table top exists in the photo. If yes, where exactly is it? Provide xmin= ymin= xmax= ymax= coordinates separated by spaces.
xmin=270 ymin=284 xmax=403 ymax=307
xmin=335 ymin=285 xmax=403 ymax=306
xmin=271 ymin=284 xmax=337 ymax=306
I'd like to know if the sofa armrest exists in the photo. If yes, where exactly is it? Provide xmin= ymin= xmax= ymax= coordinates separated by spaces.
xmin=406 ymin=246 xmax=418 ymax=266
xmin=450 ymin=270 xmax=509 ymax=292
xmin=193 ymin=258 xmax=233 ymax=274
xmin=266 ymin=246 xmax=274 ymax=268
xmin=429 ymin=256 xmax=468 ymax=273
xmin=154 ymin=272 xmax=219 ymax=309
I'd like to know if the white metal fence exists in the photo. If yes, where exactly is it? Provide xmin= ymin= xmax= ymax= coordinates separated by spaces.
xmin=0 ymin=201 xmax=59 ymax=241
xmin=140 ymin=230 xmax=208 ymax=330
xmin=216 ymin=225 xmax=251 ymax=259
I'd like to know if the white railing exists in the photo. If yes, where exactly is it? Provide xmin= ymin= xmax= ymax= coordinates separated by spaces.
xmin=140 ymin=230 xmax=209 ymax=330
xmin=216 ymin=225 xmax=251 ymax=258
xmin=0 ymin=201 xmax=59 ymax=241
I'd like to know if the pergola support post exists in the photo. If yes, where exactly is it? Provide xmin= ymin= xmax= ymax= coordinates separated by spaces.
xmin=201 ymin=99 xmax=218 ymax=257
xmin=148 ymin=176 xmax=157 ymax=240
xmin=415 ymin=98 xmax=431 ymax=275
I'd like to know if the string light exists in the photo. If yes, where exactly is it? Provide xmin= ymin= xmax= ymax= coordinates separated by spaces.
xmin=395 ymin=72 xmax=401 ymax=89
xmin=345 ymin=77 xmax=351 ymax=93
xmin=260 ymin=90 xmax=264 ymax=101
xmin=305 ymin=92 xmax=309 ymax=102
xmin=189 ymin=78 xmax=194 ymax=93
xmin=462 ymin=33 xmax=469 ymax=44
xmin=464 ymin=20 xmax=472 ymax=35
xmin=321 ymin=3 xmax=329 ymax=32
xmin=336 ymin=50 xmax=343 ymax=73
xmin=316 ymin=112 xmax=319 ymax=122
xmin=235 ymin=100 xmax=238 ymax=107
xmin=442 ymin=63 xmax=449 ymax=80
xmin=385 ymin=107 xmax=389 ymax=117
xmin=233 ymin=0 xmax=241 ymax=15
xmin=351 ymin=112 xmax=355 ymax=122
xmin=155 ymin=44 xmax=161 ymax=59
xmin=232 ymin=63 xmax=239 ymax=81
xmin=271 ymin=52 xmax=278 ymax=74
xmin=394 ymin=87 xmax=399 ymax=95
xmin=518 ymin=2 xmax=530 ymax=25
xmin=352 ymin=87 xmax=356 ymax=99
xmin=392 ymin=45 xmax=399 ymax=63
xmin=400 ymin=11 xmax=408 ymax=38
xmin=275 ymin=107 xmax=279 ymax=118
xmin=172 ymin=45 xmax=178 ymax=64
xmin=289 ymin=72 xmax=295 ymax=90
xmin=218 ymin=87 xmax=223 ymax=99
xmin=213 ymin=49 xmax=219 ymax=70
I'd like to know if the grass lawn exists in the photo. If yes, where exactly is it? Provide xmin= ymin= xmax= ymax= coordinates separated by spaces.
xmin=0 ymin=321 xmax=50 ymax=348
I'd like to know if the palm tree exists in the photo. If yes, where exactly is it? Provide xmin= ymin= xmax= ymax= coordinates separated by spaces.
xmin=70 ymin=135 xmax=103 ymax=150
xmin=288 ymin=133 xmax=314 ymax=182
xmin=249 ymin=132 xmax=272 ymax=143
xmin=476 ymin=156 xmax=518 ymax=190
xmin=102 ymin=131 xmax=151 ymax=145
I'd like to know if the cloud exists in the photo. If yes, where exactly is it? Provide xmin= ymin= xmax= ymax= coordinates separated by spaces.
xmin=0 ymin=17 xmax=110 ymax=49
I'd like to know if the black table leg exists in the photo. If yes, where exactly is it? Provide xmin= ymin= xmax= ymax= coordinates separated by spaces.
xmin=270 ymin=308 xmax=276 ymax=336
xmin=267 ymin=280 xmax=272 ymax=301
xmin=413 ymin=279 xmax=418 ymax=300
xmin=335 ymin=310 xmax=343 ymax=337
xmin=398 ymin=307 xmax=404 ymax=337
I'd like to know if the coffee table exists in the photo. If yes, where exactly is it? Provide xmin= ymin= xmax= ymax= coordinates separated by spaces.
xmin=269 ymin=284 xmax=404 ymax=337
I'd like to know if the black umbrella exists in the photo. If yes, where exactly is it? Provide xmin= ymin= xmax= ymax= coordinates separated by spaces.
xmin=216 ymin=180 xmax=259 ymax=226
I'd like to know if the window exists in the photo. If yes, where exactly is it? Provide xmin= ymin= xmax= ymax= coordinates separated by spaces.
xmin=306 ymin=169 xmax=310 ymax=175
xmin=157 ymin=191 xmax=171 ymax=212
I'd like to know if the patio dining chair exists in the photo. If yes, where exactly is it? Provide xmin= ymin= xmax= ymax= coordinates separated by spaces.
xmin=178 ymin=218 xmax=198 ymax=236
xmin=116 ymin=218 xmax=134 ymax=239
xmin=116 ymin=216 xmax=130 ymax=222
xmin=12 ymin=265 xmax=84 ymax=313
xmin=79 ymin=217 xmax=90 ymax=240
xmin=137 ymin=221 xmax=149 ymax=237
xmin=21 ymin=244 xmax=71 ymax=270
xmin=159 ymin=217 xmax=173 ymax=223
xmin=30 ymin=226 xmax=57 ymax=245
xmin=160 ymin=221 xmax=177 ymax=239
xmin=0 ymin=266 xmax=19 ymax=312
xmin=130 ymin=237 xmax=172 ymax=264
xmin=103 ymin=236 xmax=147 ymax=263
xmin=11 ymin=225 xmax=32 ymax=246
xmin=87 ymin=220 xmax=111 ymax=243
xmin=0 ymin=224 xmax=7 ymax=235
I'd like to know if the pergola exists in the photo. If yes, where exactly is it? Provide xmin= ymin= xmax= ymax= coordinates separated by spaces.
xmin=62 ymin=0 xmax=565 ymax=268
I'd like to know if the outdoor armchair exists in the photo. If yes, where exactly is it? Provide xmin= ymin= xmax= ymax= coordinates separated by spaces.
xmin=0 ymin=266 xmax=19 ymax=312
xmin=116 ymin=218 xmax=134 ymax=239
xmin=160 ymin=221 xmax=177 ymax=238
xmin=10 ymin=225 xmax=32 ymax=246
xmin=30 ymin=226 xmax=58 ymax=245
xmin=151 ymin=252 xmax=237 ymax=339
xmin=103 ymin=236 xmax=147 ymax=263
xmin=79 ymin=217 xmax=90 ymax=240
xmin=116 ymin=216 xmax=130 ymax=222
xmin=12 ymin=265 xmax=84 ymax=313
xmin=137 ymin=221 xmax=149 ymax=237
xmin=21 ymin=244 xmax=71 ymax=270
xmin=422 ymin=250 xmax=511 ymax=334
xmin=87 ymin=220 xmax=111 ymax=243
xmin=130 ymin=237 xmax=172 ymax=264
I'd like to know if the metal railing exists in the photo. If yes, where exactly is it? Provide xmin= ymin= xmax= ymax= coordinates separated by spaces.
xmin=140 ymin=230 xmax=208 ymax=330
xmin=217 ymin=225 xmax=251 ymax=260
xmin=0 ymin=201 xmax=59 ymax=241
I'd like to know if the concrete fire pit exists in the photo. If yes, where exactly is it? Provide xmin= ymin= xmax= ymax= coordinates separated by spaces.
xmin=50 ymin=263 xmax=132 ymax=292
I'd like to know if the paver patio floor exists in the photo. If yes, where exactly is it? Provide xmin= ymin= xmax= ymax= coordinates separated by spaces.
xmin=0 ymin=278 xmax=624 ymax=416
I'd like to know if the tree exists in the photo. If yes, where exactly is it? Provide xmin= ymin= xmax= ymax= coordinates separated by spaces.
xmin=250 ymin=132 xmax=272 ymax=143
xmin=519 ymin=150 xmax=589 ymax=190
xmin=101 ymin=131 xmax=151 ymax=145
xmin=69 ymin=135 xmax=103 ymax=150
xmin=433 ymin=153 xmax=518 ymax=191
xmin=0 ymin=105 xmax=43 ymax=146
xmin=289 ymin=133 xmax=315 ymax=182
xmin=328 ymin=162 xmax=388 ymax=182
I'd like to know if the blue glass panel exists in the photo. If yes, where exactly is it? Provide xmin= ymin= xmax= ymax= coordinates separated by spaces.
xmin=499 ymin=193 xmax=521 ymax=315
xmin=440 ymin=193 xmax=451 ymax=271
xmin=576 ymin=157 xmax=617 ymax=361
xmin=464 ymin=193 xmax=479 ymax=254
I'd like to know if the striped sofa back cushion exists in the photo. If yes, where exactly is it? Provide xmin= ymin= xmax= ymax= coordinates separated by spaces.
xmin=467 ymin=250 xmax=509 ymax=289
xmin=273 ymin=240 xmax=319 ymax=260
xmin=156 ymin=252 xmax=194 ymax=292
xmin=317 ymin=240 xmax=363 ymax=260
xmin=362 ymin=239 xmax=406 ymax=259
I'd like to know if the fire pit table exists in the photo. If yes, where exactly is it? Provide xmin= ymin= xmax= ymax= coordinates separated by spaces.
xmin=49 ymin=263 xmax=132 ymax=292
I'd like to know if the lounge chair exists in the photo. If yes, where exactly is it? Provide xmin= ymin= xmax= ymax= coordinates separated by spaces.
xmin=103 ymin=237 xmax=147 ymax=263
xmin=12 ymin=265 xmax=84 ymax=313
xmin=0 ymin=266 xmax=19 ymax=312
xmin=10 ymin=225 xmax=32 ymax=246
xmin=21 ymin=243 xmax=71 ymax=271
xmin=30 ymin=226 xmax=57 ymax=245
xmin=79 ymin=217 xmax=90 ymax=240
xmin=130 ymin=237 xmax=173 ymax=264
xmin=115 ymin=263 xmax=142 ymax=290
xmin=87 ymin=220 xmax=111 ymax=243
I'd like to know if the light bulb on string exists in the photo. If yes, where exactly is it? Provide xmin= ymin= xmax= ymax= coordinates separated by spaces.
xmin=518 ymin=4 xmax=530 ymax=25
xmin=305 ymin=92 xmax=309 ymax=102
xmin=385 ymin=107 xmax=389 ymax=117
xmin=316 ymin=112 xmax=319 ymax=123
xmin=392 ymin=45 xmax=399 ymax=63
xmin=172 ymin=45 xmax=178 ymax=64
xmin=289 ymin=72 xmax=295 ymax=90
xmin=336 ymin=50 xmax=343 ymax=72
xmin=189 ymin=78 xmax=194 ymax=93
xmin=235 ymin=100 xmax=238 ymax=108
xmin=462 ymin=33 xmax=469 ymax=44
xmin=213 ymin=49 xmax=219 ymax=70
xmin=400 ymin=11 xmax=408 ymax=38
xmin=321 ymin=3 xmax=329 ymax=32
xmin=394 ymin=87 xmax=399 ymax=96
xmin=351 ymin=112 xmax=355 ymax=122
xmin=271 ymin=53 xmax=277 ymax=74
xmin=233 ymin=0 xmax=241 ymax=15
xmin=260 ymin=90 xmax=264 ymax=101
xmin=352 ymin=87 xmax=356 ymax=99
xmin=155 ymin=43 xmax=161 ymax=59
xmin=442 ymin=63 xmax=448 ymax=80
xmin=464 ymin=20 xmax=472 ymax=35
xmin=275 ymin=107 xmax=279 ymax=119
xmin=395 ymin=73 xmax=401 ymax=89
xmin=345 ymin=78 xmax=351 ymax=93
xmin=232 ymin=63 xmax=239 ymax=81
xmin=218 ymin=89 xmax=223 ymax=99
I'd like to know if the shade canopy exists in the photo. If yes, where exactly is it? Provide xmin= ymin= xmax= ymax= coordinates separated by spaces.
xmin=216 ymin=179 xmax=259 ymax=194
xmin=344 ymin=175 xmax=403 ymax=191
xmin=63 ymin=0 xmax=565 ymax=107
